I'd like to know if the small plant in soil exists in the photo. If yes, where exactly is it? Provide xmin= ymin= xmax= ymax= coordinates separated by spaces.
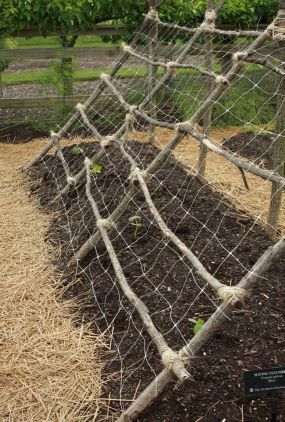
xmin=128 ymin=215 xmax=143 ymax=240
xmin=188 ymin=317 xmax=205 ymax=335
xmin=72 ymin=146 xmax=83 ymax=155
xmin=90 ymin=165 xmax=102 ymax=176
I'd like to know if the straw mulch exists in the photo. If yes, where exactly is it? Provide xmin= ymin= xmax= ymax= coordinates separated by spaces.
xmin=0 ymin=141 xmax=107 ymax=421
xmin=132 ymin=127 xmax=285 ymax=236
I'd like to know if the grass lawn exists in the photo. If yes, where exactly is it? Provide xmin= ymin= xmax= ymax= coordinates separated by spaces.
xmin=1 ymin=63 xmax=264 ymax=86
xmin=14 ymin=35 xmax=117 ymax=48
xmin=1 ymin=67 xmax=151 ymax=85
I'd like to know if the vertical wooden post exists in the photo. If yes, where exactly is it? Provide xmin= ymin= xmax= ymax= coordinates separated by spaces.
xmin=266 ymin=3 xmax=285 ymax=239
xmin=60 ymin=36 xmax=77 ymax=114
xmin=147 ymin=0 xmax=159 ymax=144
xmin=197 ymin=0 xmax=214 ymax=178
xmin=0 ymin=71 xmax=3 ymax=97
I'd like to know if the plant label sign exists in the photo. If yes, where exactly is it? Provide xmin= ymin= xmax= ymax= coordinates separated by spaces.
xmin=244 ymin=366 xmax=285 ymax=397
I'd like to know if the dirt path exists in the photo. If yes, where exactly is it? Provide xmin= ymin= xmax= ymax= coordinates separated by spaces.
xmin=0 ymin=142 xmax=105 ymax=421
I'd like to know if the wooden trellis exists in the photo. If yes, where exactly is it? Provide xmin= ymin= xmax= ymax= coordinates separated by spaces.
xmin=23 ymin=0 xmax=285 ymax=419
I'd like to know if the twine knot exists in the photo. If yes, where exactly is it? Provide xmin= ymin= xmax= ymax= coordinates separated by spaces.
xmin=161 ymin=348 xmax=180 ymax=369
xmin=97 ymin=218 xmax=115 ymax=230
xmin=200 ymin=9 xmax=217 ymax=30
xmin=215 ymin=75 xmax=230 ymax=87
xmin=128 ymin=105 xmax=137 ymax=114
xmin=233 ymin=51 xmax=248 ymax=67
xmin=268 ymin=11 xmax=285 ymax=40
xmin=67 ymin=176 xmax=76 ymax=185
xmin=76 ymin=103 xmax=86 ymax=112
xmin=50 ymin=130 xmax=59 ymax=139
xmin=174 ymin=121 xmax=193 ymax=132
xmin=218 ymin=285 xmax=247 ymax=305
xmin=124 ymin=106 xmax=137 ymax=139
xmin=147 ymin=7 xmax=158 ymax=21
xmin=122 ymin=43 xmax=131 ymax=53
xmin=100 ymin=135 xmax=115 ymax=149
xmin=100 ymin=73 xmax=111 ymax=83
xmin=166 ymin=61 xmax=177 ymax=72
xmin=128 ymin=167 xmax=149 ymax=183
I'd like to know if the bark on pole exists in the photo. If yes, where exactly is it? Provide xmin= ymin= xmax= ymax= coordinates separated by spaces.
xmin=266 ymin=3 xmax=285 ymax=239
xmin=197 ymin=0 xmax=214 ymax=178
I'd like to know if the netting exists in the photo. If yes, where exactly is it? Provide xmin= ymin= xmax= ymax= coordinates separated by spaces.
xmin=24 ymin=1 xmax=285 ymax=420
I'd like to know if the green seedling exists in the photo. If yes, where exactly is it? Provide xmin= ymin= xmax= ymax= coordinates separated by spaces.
xmin=90 ymin=165 xmax=102 ymax=176
xmin=188 ymin=317 xmax=205 ymax=335
xmin=128 ymin=215 xmax=143 ymax=240
xmin=71 ymin=146 xmax=82 ymax=155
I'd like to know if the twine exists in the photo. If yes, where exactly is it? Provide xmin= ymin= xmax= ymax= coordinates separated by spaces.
xmin=232 ymin=52 xmax=248 ymax=68
xmin=67 ymin=176 xmax=76 ymax=185
xmin=97 ymin=218 xmax=116 ymax=230
xmin=147 ymin=7 xmax=158 ymax=21
xmin=200 ymin=9 xmax=217 ymax=30
xmin=50 ymin=131 xmax=59 ymax=139
xmin=267 ymin=11 xmax=285 ymax=40
xmin=100 ymin=135 xmax=115 ymax=149
xmin=215 ymin=75 xmax=230 ymax=87
xmin=166 ymin=61 xmax=177 ymax=72
xmin=100 ymin=73 xmax=110 ymax=83
xmin=233 ymin=51 xmax=248 ymax=61
xmin=174 ymin=121 xmax=193 ymax=132
xmin=128 ymin=167 xmax=148 ymax=183
xmin=122 ymin=43 xmax=131 ymax=53
xmin=124 ymin=106 xmax=137 ymax=140
xmin=76 ymin=103 xmax=86 ymax=112
xmin=125 ymin=113 xmax=135 ymax=134
xmin=218 ymin=285 xmax=247 ymax=305
xmin=161 ymin=348 xmax=180 ymax=369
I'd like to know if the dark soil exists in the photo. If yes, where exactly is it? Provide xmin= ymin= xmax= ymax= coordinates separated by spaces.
xmin=1 ymin=103 xmax=182 ymax=144
xmin=223 ymin=131 xmax=274 ymax=170
xmin=0 ymin=123 xmax=48 ymax=143
xmin=28 ymin=140 xmax=285 ymax=421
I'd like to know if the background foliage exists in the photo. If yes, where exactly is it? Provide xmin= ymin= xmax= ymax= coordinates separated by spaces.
xmin=0 ymin=0 xmax=279 ymax=39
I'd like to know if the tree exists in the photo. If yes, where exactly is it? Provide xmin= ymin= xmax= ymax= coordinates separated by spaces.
xmin=0 ymin=0 xmax=279 ymax=39
xmin=0 ymin=0 xmax=280 ymax=103
xmin=0 ymin=0 xmax=152 ymax=104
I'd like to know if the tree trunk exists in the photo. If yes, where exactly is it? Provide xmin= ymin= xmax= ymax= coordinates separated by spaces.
xmin=0 ymin=71 xmax=3 ymax=97
xmin=60 ymin=36 xmax=77 ymax=113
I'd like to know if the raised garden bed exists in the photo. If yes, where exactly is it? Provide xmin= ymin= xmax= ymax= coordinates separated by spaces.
xmin=29 ymin=140 xmax=285 ymax=421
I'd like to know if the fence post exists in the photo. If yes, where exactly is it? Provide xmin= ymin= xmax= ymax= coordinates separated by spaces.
xmin=0 ymin=72 xmax=3 ymax=97
xmin=197 ymin=0 xmax=214 ymax=178
xmin=266 ymin=3 xmax=285 ymax=239
xmin=147 ymin=0 xmax=160 ymax=144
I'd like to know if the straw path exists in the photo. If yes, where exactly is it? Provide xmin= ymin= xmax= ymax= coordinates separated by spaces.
xmin=0 ymin=141 xmax=106 ymax=421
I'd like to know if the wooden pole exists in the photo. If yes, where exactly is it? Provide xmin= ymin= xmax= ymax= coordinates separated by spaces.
xmin=266 ymin=4 xmax=285 ymax=239
xmin=147 ymin=0 xmax=159 ymax=144
xmin=197 ymin=0 xmax=214 ymax=178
